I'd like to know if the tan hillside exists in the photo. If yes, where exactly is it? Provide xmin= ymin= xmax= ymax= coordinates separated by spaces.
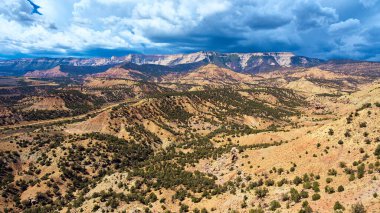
xmin=24 ymin=66 xmax=68 ymax=78
xmin=65 ymin=111 xmax=111 ymax=134
xmin=289 ymin=68 xmax=350 ymax=80
xmin=163 ymin=64 xmax=258 ymax=85
xmin=92 ymin=67 xmax=148 ymax=80
xmin=25 ymin=96 xmax=68 ymax=111
xmin=286 ymin=77 xmax=336 ymax=94
xmin=84 ymin=77 xmax=137 ymax=87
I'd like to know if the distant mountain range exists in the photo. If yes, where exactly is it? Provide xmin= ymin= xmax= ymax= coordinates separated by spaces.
xmin=1 ymin=51 xmax=380 ymax=78
xmin=0 ymin=52 xmax=323 ymax=76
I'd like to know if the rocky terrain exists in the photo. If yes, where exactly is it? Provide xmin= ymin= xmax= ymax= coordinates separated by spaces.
xmin=0 ymin=53 xmax=379 ymax=213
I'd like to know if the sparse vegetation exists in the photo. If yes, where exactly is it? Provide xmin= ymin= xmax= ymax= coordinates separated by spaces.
xmin=0 ymin=70 xmax=379 ymax=212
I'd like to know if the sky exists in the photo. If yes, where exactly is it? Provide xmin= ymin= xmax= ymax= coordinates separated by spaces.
xmin=0 ymin=0 xmax=380 ymax=60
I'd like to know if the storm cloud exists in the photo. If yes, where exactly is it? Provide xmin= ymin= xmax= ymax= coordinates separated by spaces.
xmin=0 ymin=0 xmax=379 ymax=60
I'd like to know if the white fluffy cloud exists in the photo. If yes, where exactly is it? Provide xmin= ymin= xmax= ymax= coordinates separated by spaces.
xmin=328 ymin=18 xmax=361 ymax=33
xmin=359 ymin=0 xmax=379 ymax=7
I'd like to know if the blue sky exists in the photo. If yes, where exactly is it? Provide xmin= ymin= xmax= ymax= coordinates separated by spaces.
xmin=0 ymin=0 xmax=380 ymax=60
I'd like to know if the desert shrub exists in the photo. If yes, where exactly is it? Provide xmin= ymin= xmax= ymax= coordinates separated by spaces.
xmin=281 ymin=193 xmax=289 ymax=201
xmin=303 ymin=174 xmax=310 ymax=182
xmin=328 ymin=129 xmax=334 ymax=136
xmin=299 ymin=201 xmax=313 ymax=213
xmin=277 ymin=168 xmax=284 ymax=174
xmin=312 ymin=181 xmax=320 ymax=192
xmin=351 ymin=202 xmax=366 ymax=213
xmin=255 ymin=187 xmax=268 ymax=199
xmin=277 ymin=178 xmax=288 ymax=187
xmin=339 ymin=162 xmax=347 ymax=168
xmin=173 ymin=188 xmax=188 ymax=201
xmin=249 ymin=208 xmax=264 ymax=213
xmin=326 ymin=178 xmax=333 ymax=183
xmin=293 ymin=176 xmax=302 ymax=185
xmin=269 ymin=200 xmax=281 ymax=211
xmin=303 ymin=182 xmax=311 ymax=190
xmin=357 ymin=164 xmax=365 ymax=179
xmin=337 ymin=185 xmax=344 ymax=192
xmin=300 ymin=190 xmax=309 ymax=198
xmin=325 ymin=186 xmax=335 ymax=194
xmin=349 ymin=174 xmax=355 ymax=181
xmin=290 ymin=188 xmax=301 ymax=203
xmin=200 ymin=208 xmax=208 ymax=213
xmin=345 ymin=130 xmax=351 ymax=137
xmin=328 ymin=169 xmax=337 ymax=176
xmin=92 ymin=205 xmax=100 ymax=212
xmin=374 ymin=145 xmax=380 ymax=158
xmin=312 ymin=193 xmax=321 ymax=201
xmin=265 ymin=179 xmax=275 ymax=186
xmin=334 ymin=201 xmax=345 ymax=211
xmin=346 ymin=114 xmax=353 ymax=124
xmin=180 ymin=204 xmax=189 ymax=213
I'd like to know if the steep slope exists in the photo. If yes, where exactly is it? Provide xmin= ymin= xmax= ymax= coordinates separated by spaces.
xmin=65 ymin=87 xmax=302 ymax=141
xmin=92 ymin=66 xmax=149 ymax=81
xmin=24 ymin=66 xmax=68 ymax=78
xmin=286 ymin=78 xmax=336 ymax=94
xmin=289 ymin=68 xmax=350 ymax=80
xmin=24 ymin=96 xmax=69 ymax=111
xmin=162 ymin=64 xmax=258 ymax=85
xmin=319 ymin=60 xmax=380 ymax=78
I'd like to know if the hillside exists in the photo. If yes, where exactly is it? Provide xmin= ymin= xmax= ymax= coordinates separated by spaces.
xmin=24 ymin=66 xmax=68 ymax=78
xmin=0 ymin=58 xmax=379 ymax=213
xmin=162 ymin=64 xmax=258 ymax=85
xmin=92 ymin=67 xmax=149 ymax=81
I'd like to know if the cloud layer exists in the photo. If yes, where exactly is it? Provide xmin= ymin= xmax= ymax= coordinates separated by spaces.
xmin=1 ymin=0 xmax=379 ymax=60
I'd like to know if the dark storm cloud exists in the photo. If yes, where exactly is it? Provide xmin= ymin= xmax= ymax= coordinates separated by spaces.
xmin=0 ymin=1 xmax=36 ymax=24
xmin=246 ymin=14 xmax=292 ymax=30
xmin=138 ymin=0 xmax=374 ymax=59
xmin=294 ymin=1 xmax=338 ymax=30
xmin=142 ymin=2 xmax=296 ymax=53
xmin=364 ymin=26 xmax=380 ymax=43
xmin=78 ymin=48 xmax=141 ymax=57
